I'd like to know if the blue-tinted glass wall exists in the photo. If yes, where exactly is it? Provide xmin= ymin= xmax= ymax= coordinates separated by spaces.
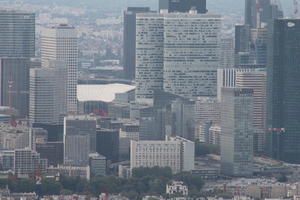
xmin=266 ymin=19 xmax=300 ymax=163
xmin=159 ymin=0 xmax=207 ymax=14
xmin=123 ymin=7 xmax=150 ymax=80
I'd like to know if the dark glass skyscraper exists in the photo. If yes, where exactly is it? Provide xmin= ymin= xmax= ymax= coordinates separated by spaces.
xmin=123 ymin=7 xmax=151 ymax=80
xmin=0 ymin=11 xmax=35 ymax=58
xmin=0 ymin=11 xmax=35 ymax=118
xmin=245 ymin=0 xmax=257 ymax=28
xmin=159 ymin=0 xmax=207 ymax=14
xmin=245 ymin=0 xmax=283 ymax=29
xmin=266 ymin=19 xmax=300 ymax=163
xmin=0 ymin=58 xmax=30 ymax=118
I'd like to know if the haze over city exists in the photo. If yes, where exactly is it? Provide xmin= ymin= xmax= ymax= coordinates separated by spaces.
xmin=0 ymin=0 xmax=299 ymax=199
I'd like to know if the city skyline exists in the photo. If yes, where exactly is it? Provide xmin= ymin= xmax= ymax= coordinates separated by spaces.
xmin=0 ymin=0 xmax=299 ymax=199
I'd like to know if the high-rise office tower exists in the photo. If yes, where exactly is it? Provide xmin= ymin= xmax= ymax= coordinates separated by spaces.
xmin=258 ymin=0 xmax=283 ymax=27
xmin=236 ymin=71 xmax=266 ymax=154
xmin=36 ymin=142 xmax=64 ymax=167
xmin=96 ymin=129 xmax=119 ymax=163
xmin=0 ymin=11 xmax=35 ymax=58
xmin=0 ymin=58 xmax=30 ymax=117
xmin=221 ymin=87 xmax=254 ymax=177
xmin=236 ymin=71 xmax=266 ymax=131
xmin=241 ymin=0 xmax=283 ymax=67
xmin=234 ymin=25 xmax=255 ymax=66
xmin=163 ymin=13 xmax=221 ymax=98
xmin=64 ymin=115 xmax=96 ymax=153
xmin=245 ymin=0 xmax=283 ymax=29
xmin=135 ymin=13 xmax=164 ymax=105
xmin=29 ymin=61 xmax=67 ymax=126
xmin=123 ymin=7 xmax=151 ymax=80
xmin=0 ymin=11 xmax=35 ymax=118
xmin=171 ymin=99 xmax=195 ymax=140
xmin=195 ymin=97 xmax=220 ymax=124
xmin=159 ymin=0 xmax=207 ymax=14
xmin=41 ymin=24 xmax=78 ymax=114
xmin=266 ymin=19 xmax=300 ymax=163
xmin=217 ymin=68 xmax=256 ymax=101
xmin=64 ymin=115 xmax=96 ymax=166
xmin=194 ymin=97 xmax=220 ymax=142
xmin=135 ymin=13 xmax=221 ymax=104
xmin=220 ymin=38 xmax=235 ymax=69
xmin=251 ymin=28 xmax=268 ymax=66
xmin=235 ymin=25 xmax=251 ymax=54
xmin=245 ymin=0 xmax=257 ymax=29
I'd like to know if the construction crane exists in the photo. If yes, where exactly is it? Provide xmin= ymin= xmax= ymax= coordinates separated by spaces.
xmin=294 ymin=0 xmax=299 ymax=15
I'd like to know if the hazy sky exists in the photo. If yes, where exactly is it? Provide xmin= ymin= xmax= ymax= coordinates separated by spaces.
xmin=23 ymin=0 xmax=293 ymax=16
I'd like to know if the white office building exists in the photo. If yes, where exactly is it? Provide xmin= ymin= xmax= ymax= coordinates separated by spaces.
xmin=130 ymin=136 xmax=194 ymax=174
xmin=41 ymin=24 xmax=78 ymax=114
xmin=135 ymin=13 xmax=164 ymax=105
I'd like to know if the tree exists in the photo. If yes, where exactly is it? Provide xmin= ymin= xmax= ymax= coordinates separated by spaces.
xmin=132 ymin=167 xmax=172 ymax=179
xmin=175 ymin=172 xmax=204 ymax=190
xmin=149 ymin=178 xmax=166 ymax=195
xmin=277 ymin=174 xmax=288 ymax=183
xmin=195 ymin=141 xmax=220 ymax=156
xmin=38 ymin=178 xmax=62 ymax=196
xmin=60 ymin=176 xmax=87 ymax=193
xmin=8 ymin=179 xmax=36 ymax=193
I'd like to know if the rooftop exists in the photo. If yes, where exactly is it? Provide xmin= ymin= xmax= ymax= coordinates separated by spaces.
xmin=77 ymin=84 xmax=135 ymax=103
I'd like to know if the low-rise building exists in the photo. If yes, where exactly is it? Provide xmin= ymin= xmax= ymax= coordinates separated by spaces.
xmin=14 ymin=148 xmax=48 ymax=176
xmin=119 ymin=121 xmax=139 ymax=157
xmin=47 ymin=165 xmax=90 ymax=180
xmin=0 ymin=124 xmax=29 ymax=150
xmin=89 ymin=153 xmax=106 ymax=176
xmin=224 ymin=178 xmax=288 ymax=199
xmin=166 ymin=181 xmax=188 ymax=196
xmin=118 ymin=165 xmax=131 ymax=179
xmin=130 ymin=136 xmax=194 ymax=174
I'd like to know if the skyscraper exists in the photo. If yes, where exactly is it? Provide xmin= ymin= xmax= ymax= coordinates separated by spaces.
xmin=64 ymin=115 xmax=96 ymax=166
xmin=0 ymin=11 xmax=35 ymax=58
xmin=266 ymin=19 xmax=300 ymax=163
xmin=236 ymin=71 xmax=266 ymax=131
xmin=245 ymin=0 xmax=283 ymax=29
xmin=0 ymin=11 xmax=35 ymax=118
xmin=135 ymin=12 xmax=221 ymax=104
xmin=135 ymin=13 xmax=164 ymax=105
xmin=41 ymin=24 xmax=78 ymax=114
xmin=241 ymin=0 xmax=283 ymax=67
xmin=123 ymin=7 xmax=151 ymax=80
xmin=0 ymin=58 xmax=30 ymax=117
xmin=234 ymin=25 xmax=254 ymax=66
xmin=221 ymin=87 xmax=254 ymax=177
xmin=96 ymin=129 xmax=119 ymax=163
xmin=220 ymin=38 xmax=235 ymax=68
xmin=159 ymin=0 xmax=207 ymax=14
xmin=163 ymin=13 xmax=221 ymax=98
xmin=29 ymin=61 xmax=67 ymax=126
xmin=245 ymin=0 xmax=257 ymax=29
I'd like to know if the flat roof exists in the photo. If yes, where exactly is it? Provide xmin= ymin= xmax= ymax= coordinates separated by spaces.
xmin=77 ymin=84 xmax=135 ymax=103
